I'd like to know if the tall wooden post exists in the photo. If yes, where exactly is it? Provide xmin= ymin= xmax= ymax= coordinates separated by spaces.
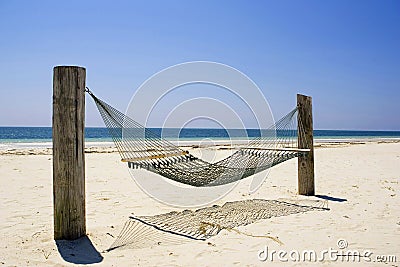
xmin=297 ymin=94 xmax=315 ymax=196
xmin=53 ymin=66 xmax=86 ymax=240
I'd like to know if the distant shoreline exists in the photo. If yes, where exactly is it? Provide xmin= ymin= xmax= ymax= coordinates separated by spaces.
xmin=1 ymin=127 xmax=400 ymax=145
xmin=1 ymin=137 xmax=399 ymax=155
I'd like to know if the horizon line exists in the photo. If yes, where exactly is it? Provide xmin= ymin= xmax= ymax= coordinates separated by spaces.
xmin=0 ymin=125 xmax=400 ymax=132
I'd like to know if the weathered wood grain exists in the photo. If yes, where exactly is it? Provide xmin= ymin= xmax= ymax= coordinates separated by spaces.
xmin=297 ymin=94 xmax=315 ymax=195
xmin=53 ymin=66 xmax=86 ymax=240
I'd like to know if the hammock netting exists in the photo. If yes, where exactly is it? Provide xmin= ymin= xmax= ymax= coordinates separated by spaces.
xmin=86 ymin=90 xmax=309 ymax=187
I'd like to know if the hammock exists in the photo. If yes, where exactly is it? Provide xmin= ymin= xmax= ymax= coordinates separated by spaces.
xmin=86 ymin=89 xmax=309 ymax=187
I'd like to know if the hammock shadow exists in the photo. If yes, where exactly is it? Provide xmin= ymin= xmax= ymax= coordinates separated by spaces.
xmin=105 ymin=219 xmax=192 ymax=251
xmin=315 ymin=194 xmax=347 ymax=202
xmin=107 ymin=198 xmax=329 ymax=251
xmin=55 ymin=235 xmax=103 ymax=264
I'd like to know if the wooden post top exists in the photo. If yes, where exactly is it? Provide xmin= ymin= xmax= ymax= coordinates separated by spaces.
xmin=54 ymin=65 xmax=86 ymax=69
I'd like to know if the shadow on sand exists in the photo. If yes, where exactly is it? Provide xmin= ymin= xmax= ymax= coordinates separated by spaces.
xmin=315 ymin=194 xmax=347 ymax=202
xmin=56 ymin=235 xmax=103 ymax=264
xmin=107 ymin=199 xmax=329 ymax=251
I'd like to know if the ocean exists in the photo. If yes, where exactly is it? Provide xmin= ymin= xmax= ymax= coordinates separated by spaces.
xmin=0 ymin=127 xmax=400 ymax=143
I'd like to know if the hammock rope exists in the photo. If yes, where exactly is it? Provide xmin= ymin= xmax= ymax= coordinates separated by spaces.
xmin=86 ymin=88 xmax=309 ymax=187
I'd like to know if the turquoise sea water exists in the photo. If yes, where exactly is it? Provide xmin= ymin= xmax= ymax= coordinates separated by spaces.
xmin=0 ymin=127 xmax=399 ymax=143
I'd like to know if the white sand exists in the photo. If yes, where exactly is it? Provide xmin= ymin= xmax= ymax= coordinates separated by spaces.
xmin=0 ymin=141 xmax=399 ymax=266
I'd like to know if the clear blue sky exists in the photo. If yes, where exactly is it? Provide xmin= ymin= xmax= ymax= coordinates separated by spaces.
xmin=0 ymin=0 xmax=399 ymax=130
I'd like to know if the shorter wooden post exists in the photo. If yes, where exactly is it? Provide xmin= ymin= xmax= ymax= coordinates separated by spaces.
xmin=53 ymin=66 xmax=86 ymax=240
xmin=297 ymin=94 xmax=315 ymax=195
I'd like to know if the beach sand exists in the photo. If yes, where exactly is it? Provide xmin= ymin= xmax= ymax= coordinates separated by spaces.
xmin=0 ymin=141 xmax=399 ymax=266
